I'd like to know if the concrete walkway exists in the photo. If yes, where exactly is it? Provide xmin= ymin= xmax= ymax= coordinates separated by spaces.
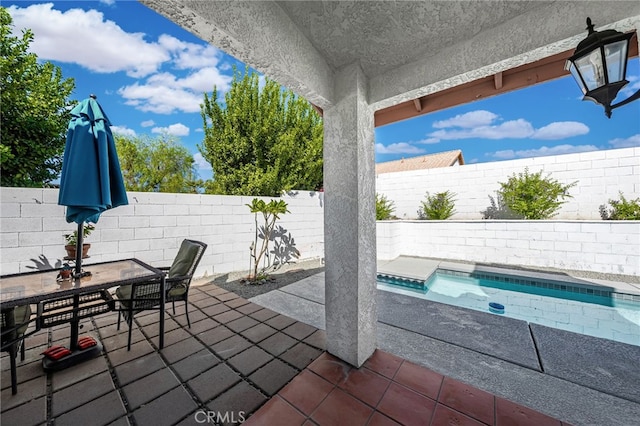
xmin=250 ymin=258 xmax=640 ymax=426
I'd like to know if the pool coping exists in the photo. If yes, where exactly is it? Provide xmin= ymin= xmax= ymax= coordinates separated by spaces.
xmin=378 ymin=255 xmax=640 ymax=296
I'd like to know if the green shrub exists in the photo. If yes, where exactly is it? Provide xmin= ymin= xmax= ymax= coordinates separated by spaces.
xmin=376 ymin=193 xmax=396 ymax=220
xmin=599 ymin=192 xmax=640 ymax=220
xmin=418 ymin=191 xmax=456 ymax=220
xmin=497 ymin=168 xmax=576 ymax=219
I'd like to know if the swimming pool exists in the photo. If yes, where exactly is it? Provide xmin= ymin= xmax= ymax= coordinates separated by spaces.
xmin=377 ymin=269 xmax=640 ymax=347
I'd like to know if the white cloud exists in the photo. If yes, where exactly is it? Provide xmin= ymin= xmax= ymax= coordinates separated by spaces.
xmin=178 ymin=67 xmax=232 ymax=93
xmin=609 ymin=134 xmax=640 ymax=149
xmin=429 ymin=119 xmax=534 ymax=141
xmin=141 ymin=120 xmax=155 ymax=127
xmin=119 ymin=81 xmax=205 ymax=114
xmin=433 ymin=110 xmax=499 ymax=129
xmin=490 ymin=144 xmax=598 ymax=160
xmin=99 ymin=0 xmax=115 ymax=5
xmin=417 ymin=137 xmax=440 ymax=145
xmin=151 ymin=123 xmax=190 ymax=137
xmin=427 ymin=109 xmax=589 ymax=143
xmin=7 ymin=4 xmax=233 ymax=115
xmin=7 ymin=4 xmax=168 ymax=78
xmin=110 ymin=125 xmax=136 ymax=137
xmin=193 ymin=153 xmax=212 ymax=171
xmin=158 ymin=34 xmax=222 ymax=70
xmin=376 ymin=143 xmax=426 ymax=155
xmin=380 ymin=110 xmax=594 ymax=157
xmin=118 ymin=68 xmax=232 ymax=114
xmin=532 ymin=122 xmax=589 ymax=140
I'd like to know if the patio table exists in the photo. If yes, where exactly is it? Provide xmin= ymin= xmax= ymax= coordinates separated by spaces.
xmin=0 ymin=258 xmax=165 ymax=372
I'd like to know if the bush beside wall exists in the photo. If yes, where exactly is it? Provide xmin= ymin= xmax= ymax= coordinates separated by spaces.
xmin=376 ymin=147 xmax=640 ymax=220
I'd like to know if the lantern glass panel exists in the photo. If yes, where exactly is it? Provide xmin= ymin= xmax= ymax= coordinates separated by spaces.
xmin=567 ymin=62 xmax=587 ymax=94
xmin=574 ymin=49 xmax=606 ymax=91
xmin=604 ymin=40 xmax=629 ymax=83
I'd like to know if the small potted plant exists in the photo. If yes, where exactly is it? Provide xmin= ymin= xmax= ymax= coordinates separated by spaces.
xmin=64 ymin=223 xmax=95 ymax=259
xmin=59 ymin=263 xmax=72 ymax=280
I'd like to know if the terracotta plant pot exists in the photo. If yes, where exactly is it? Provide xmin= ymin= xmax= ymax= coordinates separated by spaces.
xmin=65 ymin=243 xmax=91 ymax=259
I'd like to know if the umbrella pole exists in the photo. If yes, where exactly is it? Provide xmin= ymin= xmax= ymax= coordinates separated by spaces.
xmin=74 ymin=222 xmax=83 ymax=277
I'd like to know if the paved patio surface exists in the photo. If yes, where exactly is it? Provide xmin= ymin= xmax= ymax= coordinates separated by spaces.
xmin=2 ymin=282 xmax=325 ymax=425
xmin=0 ymin=269 xmax=633 ymax=425
xmin=251 ymin=259 xmax=640 ymax=426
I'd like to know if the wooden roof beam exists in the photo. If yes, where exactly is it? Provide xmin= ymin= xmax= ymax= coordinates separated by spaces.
xmin=494 ymin=72 xmax=503 ymax=90
xmin=374 ymin=32 xmax=638 ymax=127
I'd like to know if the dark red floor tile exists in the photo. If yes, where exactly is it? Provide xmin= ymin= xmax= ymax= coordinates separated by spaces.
xmin=431 ymin=403 xmax=487 ymax=426
xmin=393 ymin=361 xmax=443 ymax=400
xmin=377 ymin=382 xmax=436 ymax=426
xmin=279 ymin=370 xmax=335 ymax=416
xmin=307 ymin=352 xmax=352 ymax=385
xmin=243 ymin=396 xmax=306 ymax=426
xmin=364 ymin=350 xmax=403 ymax=379
xmin=367 ymin=412 xmax=402 ymax=426
xmin=438 ymin=377 xmax=494 ymax=425
xmin=310 ymin=388 xmax=374 ymax=426
xmin=496 ymin=397 xmax=561 ymax=426
xmin=339 ymin=367 xmax=391 ymax=407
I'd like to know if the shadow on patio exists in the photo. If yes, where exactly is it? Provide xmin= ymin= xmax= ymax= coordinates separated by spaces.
xmin=2 ymin=282 xmax=567 ymax=426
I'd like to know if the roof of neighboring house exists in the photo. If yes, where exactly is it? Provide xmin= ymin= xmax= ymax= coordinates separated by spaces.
xmin=375 ymin=150 xmax=465 ymax=174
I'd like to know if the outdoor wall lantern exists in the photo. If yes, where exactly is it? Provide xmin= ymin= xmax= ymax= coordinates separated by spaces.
xmin=565 ymin=17 xmax=639 ymax=118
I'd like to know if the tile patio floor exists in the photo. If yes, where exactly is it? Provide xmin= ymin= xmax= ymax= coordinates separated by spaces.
xmin=2 ymin=282 xmax=569 ymax=425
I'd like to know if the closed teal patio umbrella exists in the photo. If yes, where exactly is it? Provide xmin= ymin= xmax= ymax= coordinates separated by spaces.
xmin=58 ymin=95 xmax=128 ymax=275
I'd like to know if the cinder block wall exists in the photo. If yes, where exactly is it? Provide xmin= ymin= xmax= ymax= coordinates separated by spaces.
xmin=0 ymin=188 xmax=325 ymax=277
xmin=376 ymin=147 xmax=640 ymax=220
xmin=377 ymin=220 xmax=640 ymax=276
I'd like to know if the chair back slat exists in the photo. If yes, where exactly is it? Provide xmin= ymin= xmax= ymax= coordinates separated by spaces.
xmin=166 ymin=239 xmax=207 ymax=297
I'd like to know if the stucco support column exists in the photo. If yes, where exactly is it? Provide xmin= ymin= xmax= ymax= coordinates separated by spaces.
xmin=323 ymin=63 xmax=377 ymax=367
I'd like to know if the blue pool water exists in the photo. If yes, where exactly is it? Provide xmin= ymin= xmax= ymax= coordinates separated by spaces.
xmin=377 ymin=270 xmax=640 ymax=347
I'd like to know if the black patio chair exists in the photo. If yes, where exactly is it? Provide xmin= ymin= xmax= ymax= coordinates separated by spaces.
xmin=1 ymin=304 xmax=37 ymax=394
xmin=114 ymin=239 xmax=207 ymax=350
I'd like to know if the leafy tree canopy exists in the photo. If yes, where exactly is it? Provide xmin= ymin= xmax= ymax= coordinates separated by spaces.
xmin=199 ymin=67 xmax=323 ymax=196
xmin=0 ymin=7 xmax=75 ymax=187
xmin=114 ymin=133 xmax=201 ymax=193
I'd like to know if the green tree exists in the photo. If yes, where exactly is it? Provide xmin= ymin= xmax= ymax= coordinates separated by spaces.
xmin=114 ymin=134 xmax=201 ymax=193
xmin=418 ymin=191 xmax=456 ymax=220
xmin=0 ymin=7 xmax=75 ymax=187
xmin=200 ymin=68 xmax=323 ymax=196
xmin=498 ymin=168 xmax=577 ymax=219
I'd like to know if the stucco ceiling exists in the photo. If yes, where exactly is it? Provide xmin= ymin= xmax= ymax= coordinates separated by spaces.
xmin=276 ymin=1 xmax=549 ymax=78
xmin=141 ymin=1 xmax=640 ymax=114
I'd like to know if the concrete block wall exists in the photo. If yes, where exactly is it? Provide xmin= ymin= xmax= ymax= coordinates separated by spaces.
xmin=376 ymin=147 xmax=640 ymax=220
xmin=377 ymin=220 xmax=640 ymax=276
xmin=0 ymin=188 xmax=324 ymax=277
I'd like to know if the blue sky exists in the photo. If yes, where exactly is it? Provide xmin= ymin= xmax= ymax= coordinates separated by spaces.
xmin=6 ymin=1 xmax=640 ymax=181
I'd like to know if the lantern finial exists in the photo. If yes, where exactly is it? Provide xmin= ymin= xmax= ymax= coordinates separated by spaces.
xmin=585 ymin=17 xmax=595 ymax=35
